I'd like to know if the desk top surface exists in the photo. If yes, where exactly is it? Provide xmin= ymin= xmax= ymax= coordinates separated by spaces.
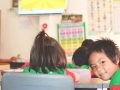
xmin=0 ymin=68 xmax=110 ymax=89
xmin=0 ymin=75 xmax=110 ymax=89
xmin=3 ymin=69 xmax=23 ymax=72
xmin=75 ymin=78 xmax=110 ymax=88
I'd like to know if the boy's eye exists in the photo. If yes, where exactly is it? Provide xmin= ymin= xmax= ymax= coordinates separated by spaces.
xmin=101 ymin=61 xmax=105 ymax=64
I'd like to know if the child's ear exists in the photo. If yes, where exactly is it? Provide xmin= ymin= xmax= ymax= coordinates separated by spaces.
xmin=116 ymin=57 xmax=120 ymax=65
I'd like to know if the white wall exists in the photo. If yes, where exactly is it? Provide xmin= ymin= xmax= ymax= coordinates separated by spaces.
xmin=38 ymin=0 xmax=88 ymax=39
xmin=1 ymin=0 xmax=120 ymax=62
xmin=0 ymin=0 xmax=88 ymax=61
xmin=0 ymin=1 xmax=40 ymax=60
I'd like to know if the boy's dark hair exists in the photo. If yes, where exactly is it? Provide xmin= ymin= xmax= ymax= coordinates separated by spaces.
xmin=81 ymin=39 xmax=94 ymax=49
xmin=88 ymin=38 xmax=120 ymax=66
xmin=72 ymin=46 xmax=89 ymax=66
xmin=30 ymin=30 xmax=67 ymax=72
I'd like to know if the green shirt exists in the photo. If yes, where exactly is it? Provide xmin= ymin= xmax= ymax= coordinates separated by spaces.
xmin=66 ymin=63 xmax=78 ymax=68
xmin=66 ymin=63 xmax=91 ymax=70
xmin=80 ymin=65 xmax=91 ymax=70
xmin=110 ymin=69 xmax=120 ymax=87
xmin=23 ymin=67 xmax=66 ymax=74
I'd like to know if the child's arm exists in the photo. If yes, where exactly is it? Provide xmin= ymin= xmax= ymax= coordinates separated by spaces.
xmin=0 ymin=56 xmax=17 ymax=63
xmin=21 ymin=62 xmax=29 ymax=69
xmin=65 ymin=69 xmax=80 ymax=83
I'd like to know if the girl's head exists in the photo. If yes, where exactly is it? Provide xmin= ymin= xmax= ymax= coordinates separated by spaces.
xmin=30 ymin=30 xmax=67 ymax=72
xmin=72 ymin=46 xmax=89 ymax=66
xmin=81 ymin=39 xmax=94 ymax=49
xmin=88 ymin=38 xmax=120 ymax=80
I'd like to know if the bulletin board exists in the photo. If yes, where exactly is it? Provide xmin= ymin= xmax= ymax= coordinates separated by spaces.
xmin=88 ymin=0 xmax=113 ymax=36
xmin=88 ymin=0 xmax=120 ymax=36
xmin=57 ymin=22 xmax=86 ymax=60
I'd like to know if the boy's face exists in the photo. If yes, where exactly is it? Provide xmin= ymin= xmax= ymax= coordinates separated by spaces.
xmin=89 ymin=52 xmax=119 ymax=81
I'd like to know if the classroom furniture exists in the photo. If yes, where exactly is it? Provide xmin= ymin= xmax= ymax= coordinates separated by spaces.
xmin=0 ymin=63 xmax=10 ymax=71
xmin=75 ymin=78 xmax=110 ymax=90
xmin=68 ymin=69 xmax=91 ymax=80
xmin=0 ymin=74 xmax=110 ymax=90
xmin=0 ymin=62 xmax=24 ymax=80
xmin=0 ymin=68 xmax=110 ymax=90
xmin=0 ymin=63 xmax=10 ymax=80
xmin=2 ymin=68 xmax=23 ymax=74
xmin=1 ymin=73 xmax=74 ymax=90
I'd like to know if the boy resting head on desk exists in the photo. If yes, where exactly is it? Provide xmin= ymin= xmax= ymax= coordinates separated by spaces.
xmin=88 ymin=38 xmax=120 ymax=90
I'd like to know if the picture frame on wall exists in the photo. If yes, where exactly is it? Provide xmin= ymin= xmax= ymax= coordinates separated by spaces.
xmin=57 ymin=22 xmax=86 ymax=61
xmin=12 ymin=0 xmax=18 ymax=8
xmin=62 ymin=14 xmax=83 ymax=23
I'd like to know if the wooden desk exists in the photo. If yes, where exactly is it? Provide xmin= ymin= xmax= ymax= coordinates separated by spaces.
xmin=0 ymin=63 xmax=10 ymax=70
xmin=75 ymin=78 xmax=110 ymax=90
xmin=0 ymin=63 xmax=10 ymax=80
xmin=0 ymin=68 xmax=23 ymax=89
xmin=0 ymin=75 xmax=110 ymax=90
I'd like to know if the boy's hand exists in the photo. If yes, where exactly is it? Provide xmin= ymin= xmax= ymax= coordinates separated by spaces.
xmin=10 ymin=56 xmax=17 ymax=62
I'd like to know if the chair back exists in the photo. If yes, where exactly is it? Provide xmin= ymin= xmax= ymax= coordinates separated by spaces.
xmin=2 ymin=73 xmax=74 ymax=90
xmin=68 ymin=69 xmax=91 ymax=80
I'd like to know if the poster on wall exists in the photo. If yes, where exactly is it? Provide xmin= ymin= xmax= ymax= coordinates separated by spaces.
xmin=57 ymin=22 xmax=86 ymax=61
xmin=12 ymin=0 xmax=18 ymax=8
xmin=61 ymin=14 xmax=83 ymax=23
xmin=88 ymin=0 xmax=113 ymax=36
xmin=18 ymin=0 xmax=67 ymax=14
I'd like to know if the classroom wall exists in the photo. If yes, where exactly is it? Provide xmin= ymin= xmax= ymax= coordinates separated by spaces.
xmin=0 ymin=0 xmax=40 ymax=60
xmin=1 ymin=0 xmax=120 ymax=62
xmin=87 ymin=1 xmax=120 ymax=48
xmin=0 ymin=0 xmax=88 ymax=61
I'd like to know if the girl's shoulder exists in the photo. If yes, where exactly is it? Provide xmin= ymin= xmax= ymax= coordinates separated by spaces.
xmin=66 ymin=63 xmax=78 ymax=68
xmin=23 ymin=67 xmax=37 ymax=74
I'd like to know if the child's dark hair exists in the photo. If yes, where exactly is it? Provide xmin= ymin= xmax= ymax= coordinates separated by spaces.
xmin=72 ymin=46 xmax=89 ymax=66
xmin=88 ymin=38 xmax=120 ymax=66
xmin=30 ymin=30 xmax=67 ymax=73
xmin=81 ymin=39 xmax=94 ymax=49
